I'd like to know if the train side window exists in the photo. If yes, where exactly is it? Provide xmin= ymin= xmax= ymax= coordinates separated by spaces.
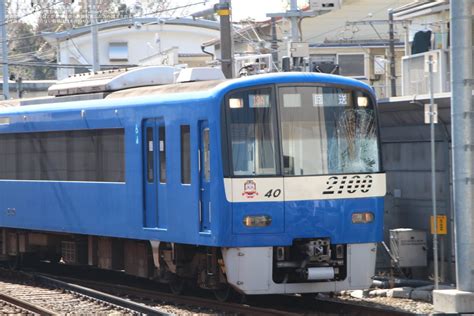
xmin=0 ymin=129 xmax=125 ymax=182
xmin=159 ymin=125 xmax=166 ymax=183
xmin=146 ymin=127 xmax=154 ymax=182
xmin=180 ymin=125 xmax=191 ymax=184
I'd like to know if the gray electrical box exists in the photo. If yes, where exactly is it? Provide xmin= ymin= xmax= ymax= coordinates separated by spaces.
xmin=289 ymin=42 xmax=309 ymax=58
xmin=389 ymin=228 xmax=427 ymax=267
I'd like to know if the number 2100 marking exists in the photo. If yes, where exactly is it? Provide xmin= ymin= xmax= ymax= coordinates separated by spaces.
xmin=264 ymin=189 xmax=281 ymax=198
xmin=322 ymin=175 xmax=373 ymax=195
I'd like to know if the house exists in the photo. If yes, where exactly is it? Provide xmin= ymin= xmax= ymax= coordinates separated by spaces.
xmin=202 ymin=0 xmax=412 ymax=98
xmin=301 ymin=0 xmax=413 ymax=98
xmin=42 ymin=17 xmax=220 ymax=79
xmin=393 ymin=0 xmax=451 ymax=95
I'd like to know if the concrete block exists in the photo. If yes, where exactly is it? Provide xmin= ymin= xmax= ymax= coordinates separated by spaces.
xmin=387 ymin=287 xmax=413 ymax=299
xmin=350 ymin=289 xmax=369 ymax=299
xmin=369 ymin=289 xmax=388 ymax=297
xmin=434 ymin=289 xmax=474 ymax=313
xmin=411 ymin=289 xmax=433 ymax=302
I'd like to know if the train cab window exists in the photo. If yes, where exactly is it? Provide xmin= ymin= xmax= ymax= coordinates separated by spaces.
xmin=225 ymin=88 xmax=279 ymax=176
xmin=159 ymin=126 xmax=166 ymax=183
xmin=279 ymin=86 xmax=379 ymax=175
xmin=180 ymin=125 xmax=191 ymax=184
xmin=146 ymin=127 xmax=154 ymax=182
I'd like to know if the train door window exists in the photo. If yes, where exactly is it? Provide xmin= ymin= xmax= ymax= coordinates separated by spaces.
xmin=146 ymin=127 xmax=154 ymax=182
xmin=180 ymin=125 xmax=191 ymax=184
xmin=159 ymin=125 xmax=166 ymax=183
xmin=203 ymin=128 xmax=210 ymax=181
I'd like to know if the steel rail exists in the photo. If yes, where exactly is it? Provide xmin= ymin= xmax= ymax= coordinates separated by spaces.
xmin=48 ymin=275 xmax=297 ymax=316
xmin=0 ymin=292 xmax=57 ymax=315
xmin=34 ymin=274 xmax=170 ymax=316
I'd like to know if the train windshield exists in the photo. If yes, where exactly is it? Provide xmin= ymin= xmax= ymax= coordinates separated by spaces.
xmin=225 ymin=85 xmax=380 ymax=176
xmin=226 ymin=88 xmax=279 ymax=176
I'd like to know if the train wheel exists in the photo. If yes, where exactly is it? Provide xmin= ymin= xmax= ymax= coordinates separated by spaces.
xmin=169 ymin=277 xmax=185 ymax=295
xmin=213 ymin=284 xmax=234 ymax=302
xmin=7 ymin=255 xmax=20 ymax=270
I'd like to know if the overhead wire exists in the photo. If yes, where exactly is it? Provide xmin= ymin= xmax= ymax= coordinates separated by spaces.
xmin=304 ymin=0 xmax=405 ymax=43
xmin=0 ymin=0 xmax=65 ymax=27
xmin=3 ymin=0 xmax=212 ymax=70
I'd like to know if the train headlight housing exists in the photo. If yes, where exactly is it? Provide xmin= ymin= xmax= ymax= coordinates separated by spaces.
xmin=243 ymin=215 xmax=272 ymax=227
xmin=352 ymin=212 xmax=374 ymax=224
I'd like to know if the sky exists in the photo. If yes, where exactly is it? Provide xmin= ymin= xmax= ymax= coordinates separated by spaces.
xmin=123 ymin=0 xmax=294 ymax=22
xmin=226 ymin=0 xmax=287 ymax=21
xmin=15 ymin=0 xmax=303 ymax=25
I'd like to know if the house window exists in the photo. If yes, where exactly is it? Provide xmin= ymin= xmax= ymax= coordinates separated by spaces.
xmin=337 ymin=54 xmax=366 ymax=77
xmin=109 ymin=42 xmax=128 ymax=62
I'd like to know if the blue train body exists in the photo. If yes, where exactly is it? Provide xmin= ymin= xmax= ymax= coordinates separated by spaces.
xmin=0 ymin=70 xmax=386 ymax=295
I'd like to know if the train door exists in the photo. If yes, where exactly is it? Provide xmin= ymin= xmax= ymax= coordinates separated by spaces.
xmin=144 ymin=119 xmax=167 ymax=228
xmin=199 ymin=120 xmax=211 ymax=232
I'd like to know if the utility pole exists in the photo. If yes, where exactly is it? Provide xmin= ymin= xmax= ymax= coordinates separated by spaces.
xmin=91 ymin=0 xmax=100 ymax=72
xmin=271 ymin=17 xmax=279 ymax=72
xmin=1 ymin=0 xmax=9 ymax=99
xmin=433 ymin=0 xmax=474 ymax=312
xmin=289 ymin=0 xmax=299 ymax=42
xmin=427 ymin=53 xmax=439 ymax=290
xmin=267 ymin=2 xmax=314 ymax=71
xmin=388 ymin=9 xmax=397 ymax=97
xmin=218 ymin=0 xmax=233 ymax=78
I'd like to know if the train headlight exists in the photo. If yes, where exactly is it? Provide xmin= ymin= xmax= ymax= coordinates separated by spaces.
xmin=357 ymin=96 xmax=369 ymax=107
xmin=352 ymin=212 xmax=374 ymax=224
xmin=243 ymin=215 xmax=272 ymax=227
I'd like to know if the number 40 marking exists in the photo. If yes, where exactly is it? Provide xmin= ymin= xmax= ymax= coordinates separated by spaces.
xmin=264 ymin=189 xmax=282 ymax=198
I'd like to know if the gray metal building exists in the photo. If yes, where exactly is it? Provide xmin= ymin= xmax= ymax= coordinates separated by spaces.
xmin=378 ymin=92 xmax=454 ymax=282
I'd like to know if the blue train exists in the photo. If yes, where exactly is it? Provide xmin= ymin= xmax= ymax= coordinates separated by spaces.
xmin=0 ymin=67 xmax=385 ymax=297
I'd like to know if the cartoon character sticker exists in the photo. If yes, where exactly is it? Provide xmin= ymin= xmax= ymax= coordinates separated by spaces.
xmin=242 ymin=180 xmax=259 ymax=199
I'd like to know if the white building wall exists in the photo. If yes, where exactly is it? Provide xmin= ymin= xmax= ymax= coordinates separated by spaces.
xmin=57 ymin=24 xmax=218 ymax=79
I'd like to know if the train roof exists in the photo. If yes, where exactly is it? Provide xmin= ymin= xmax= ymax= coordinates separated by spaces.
xmin=0 ymin=71 xmax=373 ymax=116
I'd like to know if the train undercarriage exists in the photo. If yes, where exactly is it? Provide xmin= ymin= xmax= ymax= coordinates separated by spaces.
xmin=0 ymin=229 xmax=374 ymax=299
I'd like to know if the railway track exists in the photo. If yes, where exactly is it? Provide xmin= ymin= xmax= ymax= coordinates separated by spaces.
xmin=0 ymin=268 xmax=162 ymax=315
xmin=46 ymin=275 xmax=297 ymax=316
xmin=0 ymin=265 xmax=418 ymax=315
xmin=43 ymin=273 xmax=415 ymax=315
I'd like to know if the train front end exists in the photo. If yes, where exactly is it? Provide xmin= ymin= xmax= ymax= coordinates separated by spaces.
xmin=220 ymin=75 xmax=385 ymax=294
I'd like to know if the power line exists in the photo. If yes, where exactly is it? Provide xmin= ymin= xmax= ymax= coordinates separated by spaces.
xmin=2 ymin=1 xmax=211 ymax=74
xmin=1 ymin=61 xmax=135 ymax=68
xmin=0 ymin=0 xmax=65 ymax=27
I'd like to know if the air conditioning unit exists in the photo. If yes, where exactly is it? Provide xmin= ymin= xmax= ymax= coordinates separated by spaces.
xmin=309 ymin=0 xmax=342 ymax=11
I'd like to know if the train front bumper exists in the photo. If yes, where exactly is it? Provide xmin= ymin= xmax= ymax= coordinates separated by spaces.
xmin=222 ymin=243 xmax=377 ymax=295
